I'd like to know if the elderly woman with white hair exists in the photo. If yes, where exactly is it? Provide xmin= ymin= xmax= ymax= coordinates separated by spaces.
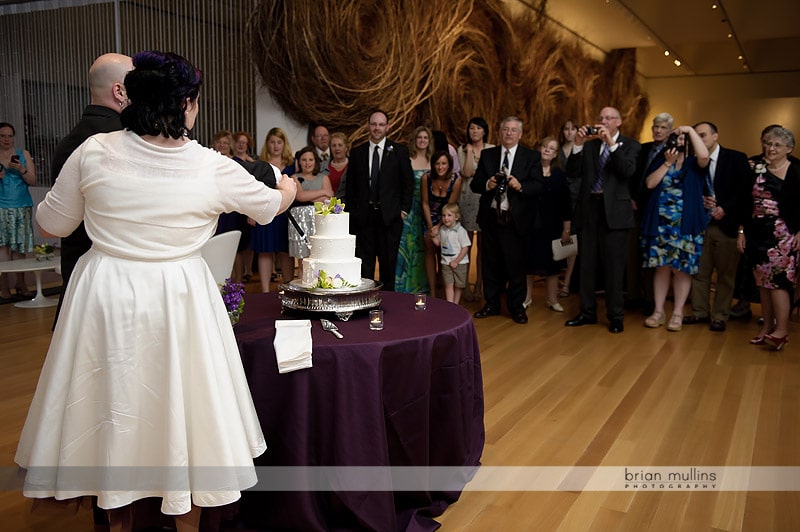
xmin=739 ymin=126 xmax=800 ymax=351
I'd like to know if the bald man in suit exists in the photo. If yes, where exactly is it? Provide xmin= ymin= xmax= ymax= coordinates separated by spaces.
xmin=565 ymin=106 xmax=641 ymax=333
xmin=51 ymin=53 xmax=133 ymax=328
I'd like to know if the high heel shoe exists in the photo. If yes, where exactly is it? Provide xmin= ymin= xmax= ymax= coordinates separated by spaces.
xmin=546 ymin=300 xmax=564 ymax=312
xmin=749 ymin=335 xmax=768 ymax=345
xmin=523 ymin=298 xmax=532 ymax=309
xmin=644 ymin=311 xmax=665 ymax=328
xmin=666 ymin=313 xmax=683 ymax=332
xmin=764 ymin=334 xmax=789 ymax=351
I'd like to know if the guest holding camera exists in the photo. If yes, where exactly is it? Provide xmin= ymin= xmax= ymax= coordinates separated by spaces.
xmin=565 ymin=107 xmax=640 ymax=333
xmin=641 ymin=126 xmax=709 ymax=331
xmin=471 ymin=116 xmax=543 ymax=324
xmin=739 ymin=126 xmax=800 ymax=351
xmin=0 ymin=121 xmax=36 ymax=301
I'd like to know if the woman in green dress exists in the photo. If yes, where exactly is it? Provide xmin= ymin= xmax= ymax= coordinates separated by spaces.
xmin=395 ymin=126 xmax=433 ymax=293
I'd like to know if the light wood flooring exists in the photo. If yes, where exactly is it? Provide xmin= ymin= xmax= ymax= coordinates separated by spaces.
xmin=1 ymin=277 xmax=798 ymax=531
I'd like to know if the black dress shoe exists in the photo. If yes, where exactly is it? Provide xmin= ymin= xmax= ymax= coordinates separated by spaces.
xmin=512 ymin=313 xmax=528 ymax=324
xmin=474 ymin=305 xmax=500 ymax=319
xmin=608 ymin=319 xmax=624 ymax=333
xmin=709 ymin=319 xmax=726 ymax=332
xmin=565 ymin=314 xmax=597 ymax=327
xmin=682 ymin=315 xmax=709 ymax=325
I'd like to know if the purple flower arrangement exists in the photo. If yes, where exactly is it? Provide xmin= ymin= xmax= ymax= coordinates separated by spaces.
xmin=220 ymin=277 xmax=245 ymax=325
xmin=314 ymin=197 xmax=345 ymax=216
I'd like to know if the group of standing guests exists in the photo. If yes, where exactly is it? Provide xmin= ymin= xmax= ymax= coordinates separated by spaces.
xmin=208 ymin=124 xmax=349 ymax=294
xmin=203 ymin=108 xmax=800 ymax=350
xmin=634 ymin=115 xmax=800 ymax=351
xmin=563 ymin=107 xmax=799 ymax=351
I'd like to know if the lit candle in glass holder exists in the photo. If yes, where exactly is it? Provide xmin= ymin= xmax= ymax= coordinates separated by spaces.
xmin=414 ymin=293 xmax=427 ymax=311
xmin=369 ymin=309 xmax=384 ymax=330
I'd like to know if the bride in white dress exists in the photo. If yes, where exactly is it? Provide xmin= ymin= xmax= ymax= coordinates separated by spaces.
xmin=14 ymin=51 xmax=296 ymax=530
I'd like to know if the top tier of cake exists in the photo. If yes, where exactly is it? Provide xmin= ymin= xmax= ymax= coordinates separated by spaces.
xmin=314 ymin=212 xmax=349 ymax=238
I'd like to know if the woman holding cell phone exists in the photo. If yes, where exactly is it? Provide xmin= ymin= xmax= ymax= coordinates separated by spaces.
xmin=0 ymin=121 xmax=36 ymax=301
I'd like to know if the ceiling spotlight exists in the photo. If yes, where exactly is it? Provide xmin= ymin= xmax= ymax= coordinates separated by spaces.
xmin=727 ymin=33 xmax=733 ymax=38
xmin=712 ymin=4 xmax=718 ymax=8
xmin=738 ymin=55 xmax=743 ymax=60
xmin=664 ymin=50 xmax=670 ymax=56
xmin=673 ymin=59 xmax=682 ymax=67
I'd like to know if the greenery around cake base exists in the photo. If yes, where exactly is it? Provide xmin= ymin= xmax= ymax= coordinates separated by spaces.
xmin=314 ymin=269 xmax=357 ymax=289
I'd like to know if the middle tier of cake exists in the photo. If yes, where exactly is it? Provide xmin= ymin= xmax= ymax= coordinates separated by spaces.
xmin=301 ymin=233 xmax=362 ymax=287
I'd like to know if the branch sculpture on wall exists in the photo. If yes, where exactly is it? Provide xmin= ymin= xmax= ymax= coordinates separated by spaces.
xmin=249 ymin=0 xmax=648 ymax=147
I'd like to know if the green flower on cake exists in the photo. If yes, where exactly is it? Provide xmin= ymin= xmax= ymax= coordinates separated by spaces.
xmin=314 ymin=270 xmax=356 ymax=289
xmin=314 ymin=197 xmax=345 ymax=216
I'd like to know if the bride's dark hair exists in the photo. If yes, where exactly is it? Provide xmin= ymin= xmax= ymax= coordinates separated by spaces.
xmin=121 ymin=51 xmax=203 ymax=139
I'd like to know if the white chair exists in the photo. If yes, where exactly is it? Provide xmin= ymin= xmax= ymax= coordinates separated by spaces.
xmin=201 ymin=230 xmax=241 ymax=285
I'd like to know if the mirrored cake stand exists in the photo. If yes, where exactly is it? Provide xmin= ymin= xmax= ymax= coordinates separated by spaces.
xmin=278 ymin=279 xmax=382 ymax=321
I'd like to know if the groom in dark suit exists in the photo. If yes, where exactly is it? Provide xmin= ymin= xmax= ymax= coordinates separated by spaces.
xmin=345 ymin=110 xmax=414 ymax=291
xmin=566 ymin=106 xmax=641 ymax=333
xmin=471 ymin=116 xmax=544 ymax=323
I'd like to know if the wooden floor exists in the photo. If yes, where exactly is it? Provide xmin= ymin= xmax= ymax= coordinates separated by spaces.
xmin=1 ymin=278 xmax=799 ymax=531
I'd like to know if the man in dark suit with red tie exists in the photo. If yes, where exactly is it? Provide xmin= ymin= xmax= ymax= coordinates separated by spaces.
xmin=471 ymin=116 xmax=544 ymax=323
xmin=565 ymin=106 xmax=641 ymax=333
xmin=345 ymin=110 xmax=414 ymax=291
xmin=683 ymin=121 xmax=751 ymax=331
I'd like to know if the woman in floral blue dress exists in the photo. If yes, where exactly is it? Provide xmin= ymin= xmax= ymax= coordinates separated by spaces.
xmin=739 ymin=126 xmax=800 ymax=350
xmin=641 ymin=125 xmax=709 ymax=331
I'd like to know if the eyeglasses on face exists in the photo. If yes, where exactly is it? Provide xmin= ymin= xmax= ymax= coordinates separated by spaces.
xmin=762 ymin=141 xmax=787 ymax=149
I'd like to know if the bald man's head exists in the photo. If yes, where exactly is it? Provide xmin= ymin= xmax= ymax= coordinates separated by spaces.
xmin=89 ymin=53 xmax=133 ymax=111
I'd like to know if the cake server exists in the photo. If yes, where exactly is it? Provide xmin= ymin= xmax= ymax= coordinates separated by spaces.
xmin=320 ymin=318 xmax=343 ymax=339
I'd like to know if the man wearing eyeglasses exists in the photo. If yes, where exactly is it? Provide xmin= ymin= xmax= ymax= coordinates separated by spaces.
xmin=565 ymin=107 xmax=641 ymax=333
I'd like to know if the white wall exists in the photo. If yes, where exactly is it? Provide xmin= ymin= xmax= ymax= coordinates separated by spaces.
xmin=255 ymin=87 xmax=308 ymax=158
xmin=639 ymin=71 xmax=800 ymax=155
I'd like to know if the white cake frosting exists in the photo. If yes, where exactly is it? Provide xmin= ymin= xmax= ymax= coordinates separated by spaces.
xmin=301 ymin=213 xmax=362 ymax=287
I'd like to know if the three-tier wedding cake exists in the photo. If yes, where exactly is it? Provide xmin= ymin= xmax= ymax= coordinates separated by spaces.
xmin=300 ymin=199 xmax=362 ymax=288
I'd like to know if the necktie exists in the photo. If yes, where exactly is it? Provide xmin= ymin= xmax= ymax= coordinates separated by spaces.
xmin=707 ymin=156 xmax=716 ymax=198
xmin=321 ymin=152 xmax=329 ymax=161
xmin=502 ymin=150 xmax=510 ymax=173
xmin=646 ymin=144 xmax=662 ymax=170
xmin=592 ymin=144 xmax=610 ymax=193
xmin=370 ymin=145 xmax=380 ymax=203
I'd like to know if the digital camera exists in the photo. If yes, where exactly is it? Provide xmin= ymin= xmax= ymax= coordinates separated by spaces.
xmin=586 ymin=126 xmax=599 ymax=136
xmin=664 ymin=132 xmax=680 ymax=151
xmin=494 ymin=172 xmax=508 ymax=197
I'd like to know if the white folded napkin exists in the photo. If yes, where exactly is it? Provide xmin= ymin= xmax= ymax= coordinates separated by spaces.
xmin=273 ymin=319 xmax=313 ymax=374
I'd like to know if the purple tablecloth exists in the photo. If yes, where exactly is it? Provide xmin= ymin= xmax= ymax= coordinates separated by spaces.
xmin=234 ymin=291 xmax=485 ymax=531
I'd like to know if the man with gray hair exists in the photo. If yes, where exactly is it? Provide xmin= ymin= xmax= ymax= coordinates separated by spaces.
xmin=471 ymin=116 xmax=543 ymax=324
xmin=51 ymin=52 xmax=133 ymax=327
